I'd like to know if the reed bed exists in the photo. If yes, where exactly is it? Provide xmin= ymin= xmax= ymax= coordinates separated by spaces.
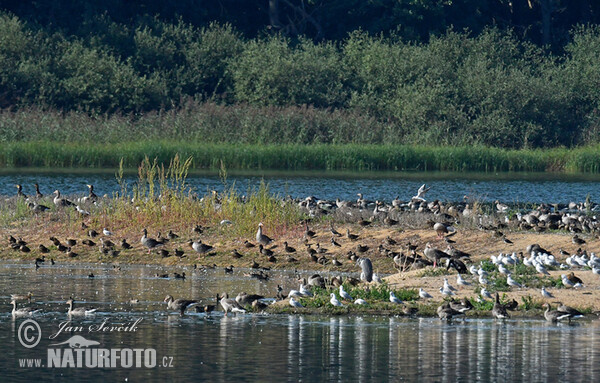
xmin=1 ymin=142 xmax=600 ymax=173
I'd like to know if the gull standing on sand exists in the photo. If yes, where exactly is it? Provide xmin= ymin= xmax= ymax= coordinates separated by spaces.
xmin=440 ymin=286 xmax=455 ymax=297
xmin=443 ymin=277 xmax=456 ymax=291
xmin=456 ymin=274 xmax=471 ymax=287
xmin=541 ymin=287 xmax=554 ymax=298
xmin=561 ymin=274 xmax=575 ymax=288
xmin=419 ymin=288 xmax=433 ymax=299
xmin=330 ymin=293 xmax=343 ymax=307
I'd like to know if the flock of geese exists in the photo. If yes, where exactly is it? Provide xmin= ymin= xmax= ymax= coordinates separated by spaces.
xmin=4 ymin=183 xmax=600 ymax=322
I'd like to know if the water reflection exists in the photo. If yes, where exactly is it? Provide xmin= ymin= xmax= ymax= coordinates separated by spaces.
xmin=1 ymin=263 xmax=600 ymax=381
xmin=1 ymin=171 xmax=600 ymax=204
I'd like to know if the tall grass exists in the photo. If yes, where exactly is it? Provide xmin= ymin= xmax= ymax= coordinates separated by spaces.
xmin=1 ymin=142 xmax=600 ymax=173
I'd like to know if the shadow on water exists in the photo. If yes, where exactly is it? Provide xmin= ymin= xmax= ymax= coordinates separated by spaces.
xmin=1 ymin=262 xmax=599 ymax=382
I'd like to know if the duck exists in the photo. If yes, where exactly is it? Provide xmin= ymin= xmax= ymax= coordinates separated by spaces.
xmin=173 ymin=272 xmax=186 ymax=280
xmin=218 ymin=293 xmax=246 ymax=314
xmin=66 ymin=298 xmax=97 ymax=315
xmin=259 ymin=244 xmax=274 ymax=257
xmin=11 ymin=300 xmax=41 ymax=316
xmin=53 ymin=190 xmax=75 ymax=207
xmin=542 ymin=303 xmax=571 ymax=322
xmin=163 ymin=295 xmax=198 ymax=316
xmin=437 ymin=302 xmax=465 ymax=320
xmin=120 ymin=239 xmax=132 ymax=249
xmin=256 ymin=223 xmax=274 ymax=246
xmin=492 ymin=293 xmax=510 ymax=319
xmin=141 ymin=229 xmax=164 ymax=253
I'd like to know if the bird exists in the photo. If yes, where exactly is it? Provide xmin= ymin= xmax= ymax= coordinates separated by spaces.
xmin=10 ymin=300 xmax=41 ymax=317
xmin=433 ymin=222 xmax=455 ymax=239
xmin=283 ymin=241 xmax=296 ymax=253
xmin=419 ymin=288 xmax=433 ymax=299
xmin=339 ymin=285 xmax=352 ymax=300
xmin=357 ymin=257 xmax=373 ymax=282
xmin=424 ymin=243 xmax=450 ymax=267
xmin=218 ymin=293 xmax=246 ymax=314
xmin=541 ymin=287 xmax=554 ymax=298
xmin=481 ymin=288 xmax=493 ymax=300
xmin=331 ymin=237 xmax=341 ymax=247
xmin=103 ymin=228 xmax=113 ymax=236
xmin=299 ymin=284 xmax=313 ymax=297
xmin=437 ymin=303 xmax=465 ymax=321
xmin=121 ymin=239 xmax=132 ymax=249
xmin=34 ymin=183 xmax=43 ymax=199
xmin=141 ymin=229 xmax=163 ymax=253
xmin=507 ymin=275 xmax=522 ymax=288
xmin=304 ymin=222 xmax=316 ymax=238
xmin=567 ymin=272 xmax=583 ymax=285
xmin=556 ymin=302 xmax=584 ymax=319
xmin=53 ymin=190 xmax=75 ymax=207
xmin=561 ymin=274 xmax=576 ymax=288
xmin=189 ymin=240 xmax=214 ymax=254
xmin=66 ymin=298 xmax=97 ymax=316
xmin=15 ymin=184 xmax=27 ymax=199
xmin=456 ymin=274 xmax=471 ymax=287
xmin=412 ymin=184 xmax=431 ymax=202
xmin=443 ymin=277 xmax=456 ymax=292
xmin=173 ymin=272 xmax=186 ymax=279
xmin=542 ymin=303 xmax=571 ymax=323
xmin=329 ymin=293 xmax=343 ymax=307
xmin=164 ymin=295 xmax=198 ymax=316
xmin=346 ymin=229 xmax=359 ymax=241
xmin=495 ymin=200 xmax=509 ymax=213
xmin=389 ymin=291 xmax=402 ymax=304
xmin=330 ymin=223 xmax=342 ymax=237
xmin=235 ymin=292 xmax=265 ymax=306
xmin=11 ymin=292 xmax=33 ymax=303
xmin=289 ymin=297 xmax=304 ymax=308
xmin=492 ymin=293 xmax=510 ymax=319
xmin=354 ymin=299 xmax=367 ymax=305
xmin=256 ymin=223 xmax=274 ymax=246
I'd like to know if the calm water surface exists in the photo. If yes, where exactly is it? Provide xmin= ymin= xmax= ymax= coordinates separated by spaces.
xmin=0 ymin=262 xmax=599 ymax=382
xmin=1 ymin=170 xmax=600 ymax=204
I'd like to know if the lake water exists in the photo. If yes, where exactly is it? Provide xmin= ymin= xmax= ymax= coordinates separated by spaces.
xmin=1 ymin=262 xmax=599 ymax=382
xmin=1 ymin=170 xmax=600 ymax=204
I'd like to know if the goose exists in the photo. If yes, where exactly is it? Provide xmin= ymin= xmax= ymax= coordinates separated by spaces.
xmin=11 ymin=292 xmax=33 ymax=302
xmin=66 ymin=298 xmax=97 ymax=315
xmin=433 ymin=222 xmax=455 ymax=239
xmin=389 ymin=291 xmax=402 ymax=304
xmin=339 ymin=285 xmax=352 ymax=300
xmin=542 ymin=303 xmax=571 ymax=322
xmin=219 ymin=293 xmax=246 ymax=314
xmin=15 ymin=184 xmax=27 ymax=199
xmin=189 ymin=240 xmax=214 ymax=254
xmin=256 ymin=223 xmax=273 ymax=246
xmin=556 ymin=302 xmax=584 ymax=319
xmin=424 ymin=243 xmax=450 ymax=267
xmin=329 ymin=293 xmax=343 ymax=307
xmin=11 ymin=300 xmax=41 ymax=316
xmin=53 ymin=190 xmax=75 ymax=207
xmin=163 ymin=295 xmax=198 ymax=316
xmin=28 ymin=202 xmax=50 ymax=213
xmin=346 ymin=229 xmax=359 ymax=241
xmin=330 ymin=223 xmax=342 ymax=237
xmin=141 ymin=229 xmax=164 ymax=253
xmin=283 ymin=241 xmax=296 ymax=253
xmin=492 ymin=293 xmax=510 ymax=319
xmin=304 ymin=222 xmax=316 ymax=238
xmin=82 ymin=184 xmax=98 ymax=203
xmin=34 ymin=183 xmax=43 ymax=199
xmin=437 ymin=302 xmax=465 ymax=320
xmin=446 ymin=258 xmax=468 ymax=274
xmin=235 ymin=292 xmax=264 ymax=306
xmin=289 ymin=297 xmax=304 ymax=308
